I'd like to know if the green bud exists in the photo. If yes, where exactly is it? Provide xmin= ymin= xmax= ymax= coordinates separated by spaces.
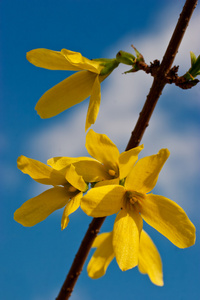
xmin=190 ymin=54 xmax=200 ymax=77
xmin=190 ymin=51 xmax=196 ymax=66
xmin=116 ymin=50 xmax=136 ymax=65
xmin=184 ymin=51 xmax=200 ymax=80
xmin=131 ymin=45 xmax=144 ymax=61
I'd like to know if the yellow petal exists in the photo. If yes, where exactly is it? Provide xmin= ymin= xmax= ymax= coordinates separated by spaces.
xmin=47 ymin=157 xmax=80 ymax=176
xmin=125 ymin=149 xmax=170 ymax=194
xmin=138 ymin=230 xmax=164 ymax=286
xmin=73 ymin=160 xmax=110 ymax=182
xmin=61 ymin=192 xmax=82 ymax=230
xmin=14 ymin=187 xmax=70 ymax=227
xmin=118 ymin=145 xmax=144 ymax=179
xmin=81 ymin=185 xmax=125 ymax=217
xmin=65 ymin=164 xmax=87 ymax=192
xmin=26 ymin=48 xmax=83 ymax=70
xmin=140 ymin=194 xmax=196 ymax=248
xmin=85 ymin=75 xmax=101 ymax=131
xmin=48 ymin=156 xmax=110 ymax=182
xmin=17 ymin=155 xmax=66 ymax=186
xmin=35 ymin=71 xmax=96 ymax=118
xmin=113 ymin=209 xmax=143 ymax=271
xmin=48 ymin=156 xmax=95 ymax=170
xmin=92 ymin=232 xmax=112 ymax=248
xmin=87 ymin=232 xmax=114 ymax=279
xmin=85 ymin=129 xmax=120 ymax=173
xmin=61 ymin=49 xmax=102 ymax=74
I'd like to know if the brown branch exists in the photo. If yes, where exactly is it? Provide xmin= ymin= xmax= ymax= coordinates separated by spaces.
xmin=126 ymin=0 xmax=198 ymax=150
xmin=56 ymin=0 xmax=198 ymax=299
xmin=56 ymin=217 xmax=106 ymax=299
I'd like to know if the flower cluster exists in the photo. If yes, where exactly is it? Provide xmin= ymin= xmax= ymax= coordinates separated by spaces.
xmin=14 ymin=130 xmax=196 ymax=285
xmin=14 ymin=130 xmax=143 ymax=228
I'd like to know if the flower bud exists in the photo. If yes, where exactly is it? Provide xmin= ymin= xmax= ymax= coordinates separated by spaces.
xmin=184 ymin=51 xmax=200 ymax=80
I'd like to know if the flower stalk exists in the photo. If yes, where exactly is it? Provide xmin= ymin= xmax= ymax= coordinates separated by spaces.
xmin=56 ymin=0 xmax=198 ymax=299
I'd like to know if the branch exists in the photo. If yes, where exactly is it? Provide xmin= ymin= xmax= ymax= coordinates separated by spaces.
xmin=126 ymin=0 xmax=198 ymax=150
xmin=56 ymin=217 xmax=106 ymax=300
xmin=56 ymin=0 xmax=198 ymax=299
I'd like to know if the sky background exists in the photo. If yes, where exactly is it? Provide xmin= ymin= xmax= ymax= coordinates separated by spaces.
xmin=1 ymin=0 xmax=200 ymax=299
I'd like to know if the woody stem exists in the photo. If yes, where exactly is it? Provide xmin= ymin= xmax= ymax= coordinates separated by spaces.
xmin=56 ymin=0 xmax=198 ymax=299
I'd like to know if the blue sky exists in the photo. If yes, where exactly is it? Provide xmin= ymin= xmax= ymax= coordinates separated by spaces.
xmin=1 ymin=1 xmax=200 ymax=299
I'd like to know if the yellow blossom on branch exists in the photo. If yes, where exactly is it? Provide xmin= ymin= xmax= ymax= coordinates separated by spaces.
xmin=87 ymin=230 xmax=163 ymax=286
xmin=26 ymin=48 xmax=119 ymax=130
xmin=14 ymin=131 xmax=143 ymax=230
xmin=47 ymin=129 xmax=144 ymax=185
xmin=14 ymin=156 xmax=87 ymax=230
xmin=81 ymin=149 xmax=196 ymax=271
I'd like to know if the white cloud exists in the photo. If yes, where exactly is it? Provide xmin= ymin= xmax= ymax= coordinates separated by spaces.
xmin=26 ymin=11 xmax=200 ymax=214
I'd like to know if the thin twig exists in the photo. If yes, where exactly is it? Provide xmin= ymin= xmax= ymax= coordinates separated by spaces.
xmin=56 ymin=0 xmax=198 ymax=299
xmin=133 ymin=61 xmax=199 ymax=89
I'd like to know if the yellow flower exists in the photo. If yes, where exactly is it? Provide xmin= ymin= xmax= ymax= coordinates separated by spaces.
xmin=81 ymin=149 xmax=196 ymax=270
xmin=87 ymin=230 xmax=163 ymax=286
xmin=47 ymin=129 xmax=144 ymax=185
xmin=14 ymin=155 xmax=87 ymax=230
xmin=27 ymin=48 xmax=119 ymax=130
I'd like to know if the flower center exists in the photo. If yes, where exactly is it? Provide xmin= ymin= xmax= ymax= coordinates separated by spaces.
xmin=129 ymin=196 xmax=138 ymax=205
xmin=127 ymin=191 xmax=140 ymax=203
xmin=123 ymin=190 xmax=144 ymax=211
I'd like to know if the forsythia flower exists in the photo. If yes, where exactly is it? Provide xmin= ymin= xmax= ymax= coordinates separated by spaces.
xmin=27 ymin=48 xmax=119 ymax=130
xmin=14 ymin=155 xmax=88 ymax=230
xmin=47 ymin=129 xmax=144 ymax=185
xmin=88 ymin=230 xmax=163 ymax=286
xmin=81 ymin=149 xmax=196 ymax=270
